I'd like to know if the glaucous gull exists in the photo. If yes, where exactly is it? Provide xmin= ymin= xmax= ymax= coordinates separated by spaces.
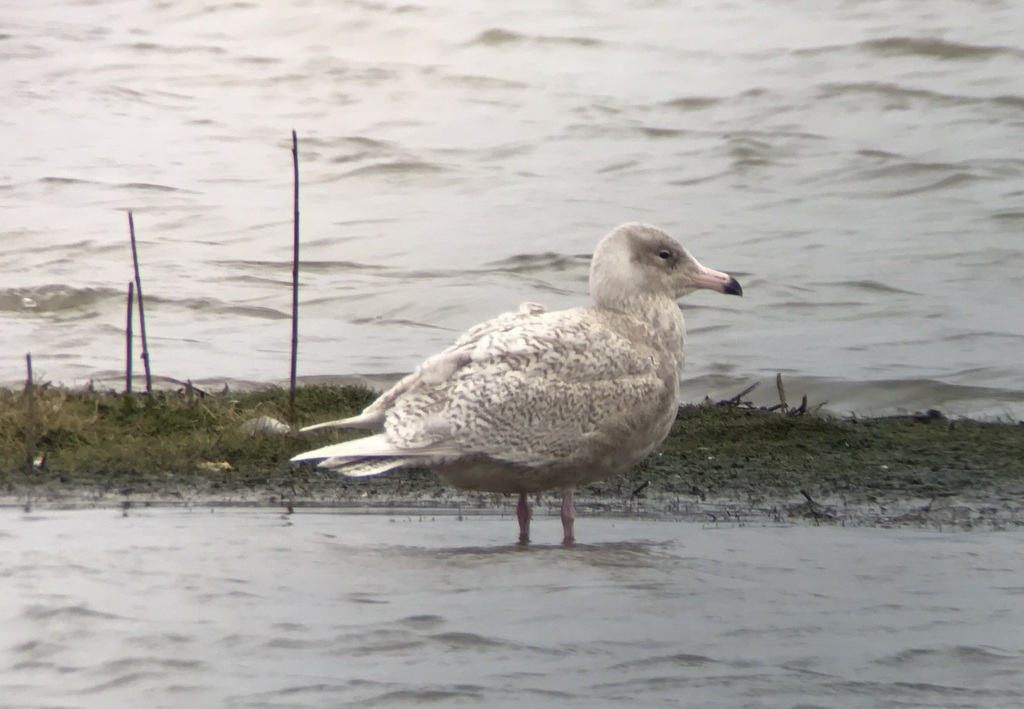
xmin=292 ymin=223 xmax=742 ymax=544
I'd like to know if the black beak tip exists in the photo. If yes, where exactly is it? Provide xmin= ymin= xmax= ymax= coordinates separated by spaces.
xmin=724 ymin=276 xmax=743 ymax=297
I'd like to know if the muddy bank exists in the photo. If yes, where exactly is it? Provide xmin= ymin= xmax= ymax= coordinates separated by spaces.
xmin=1 ymin=384 xmax=1021 ymax=527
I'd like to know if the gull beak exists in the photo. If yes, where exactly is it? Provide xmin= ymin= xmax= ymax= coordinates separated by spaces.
xmin=693 ymin=265 xmax=743 ymax=296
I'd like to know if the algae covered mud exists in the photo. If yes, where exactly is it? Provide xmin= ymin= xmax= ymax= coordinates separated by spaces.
xmin=1 ymin=383 xmax=1021 ymax=528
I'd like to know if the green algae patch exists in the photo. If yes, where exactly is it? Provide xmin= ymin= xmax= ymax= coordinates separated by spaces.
xmin=0 ymin=384 xmax=378 ymax=499
xmin=2 ymin=385 xmax=1023 ymax=516
xmin=589 ymin=405 xmax=1024 ymax=504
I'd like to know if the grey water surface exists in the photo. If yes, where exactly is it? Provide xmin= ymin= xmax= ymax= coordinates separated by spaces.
xmin=3 ymin=0 xmax=1024 ymax=417
xmin=2 ymin=509 xmax=1023 ymax=708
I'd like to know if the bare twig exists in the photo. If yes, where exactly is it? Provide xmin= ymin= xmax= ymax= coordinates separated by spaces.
xmin=25 ymin=353 xmax=35 ymax=475
xmin=128 ymin=212 xmax=153 ymax=393
xmin=289 ymin=129 xmax=300 ymax=424
xmin=125 ymin=282 xmax=134 ymax=394
xmin=717 ymin=381 xmax=759 ymax=407
xmin=702 ymin=378 xmax=824 ymax=417
xmin=800 ymin=489 xmax=821 ymax=526
xmin=775 ymin=372 xmax=788 ymax=413
xmin=155 ymin=376 xmax=211 ymax=396
xmin=787 ymin=394 xmax=809 ymax=416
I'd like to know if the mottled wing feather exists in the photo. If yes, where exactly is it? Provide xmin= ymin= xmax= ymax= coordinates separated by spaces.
xmin=383 ymin=308 xmax=668 ymax=468
xmin=451 ymin=301 xmax=547 ymax=347
xmin=358 ymin=302 xmax=548 ymax=423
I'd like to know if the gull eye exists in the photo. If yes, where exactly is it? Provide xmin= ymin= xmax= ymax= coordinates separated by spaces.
xmin=658 ymin=250 xmax=672 ymax=260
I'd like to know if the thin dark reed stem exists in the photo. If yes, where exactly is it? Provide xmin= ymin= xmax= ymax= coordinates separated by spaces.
xmin=289 ymin=129 xmax=300 ymax=421
xmin=128 ymin=211 xmax=153 ymax=393
xmin=25 ymin=353 xmax=35 ymax=474
xmin=126 ymin=282 xmax=135 ymax=393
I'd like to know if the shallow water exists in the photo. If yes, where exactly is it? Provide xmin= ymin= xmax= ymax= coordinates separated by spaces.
xmin=3 ymin=0 xmax=1024 ymax=417
xmin=2 ymin=508 xmax=1023 ymax=708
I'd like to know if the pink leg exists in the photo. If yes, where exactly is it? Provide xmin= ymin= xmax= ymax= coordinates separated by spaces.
xmin=516 ymin=493 xmax=531 ymax=545
xmin=561 ymin=488 xmax=576 ymax=546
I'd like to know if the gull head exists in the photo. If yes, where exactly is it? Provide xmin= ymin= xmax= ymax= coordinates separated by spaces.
xmin=589 ymin=223 xmax=742 ymax=309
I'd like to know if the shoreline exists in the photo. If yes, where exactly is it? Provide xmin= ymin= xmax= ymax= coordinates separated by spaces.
xmin=1 ymin=382 xmax=1022 ymax=529
xmin=5 ymin=493 xmax=1023 ymax=532
xmin=5 ymin=477 xmax=1023 ymax=531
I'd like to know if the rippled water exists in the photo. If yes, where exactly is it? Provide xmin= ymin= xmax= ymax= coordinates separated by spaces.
xmin=2 ymin=509 xmax=1023 ymax=708
xmin=4 ymin=0 xmax=1024 ymax=416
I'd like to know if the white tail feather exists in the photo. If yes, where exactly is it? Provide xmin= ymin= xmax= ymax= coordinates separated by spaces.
xmin=291 ymin=433 xmax=456 ymax=482
xmin=290 ymin=434 xmax=406 ymax=463
xmin=300 ymin=411 xmax=383 ymax=432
